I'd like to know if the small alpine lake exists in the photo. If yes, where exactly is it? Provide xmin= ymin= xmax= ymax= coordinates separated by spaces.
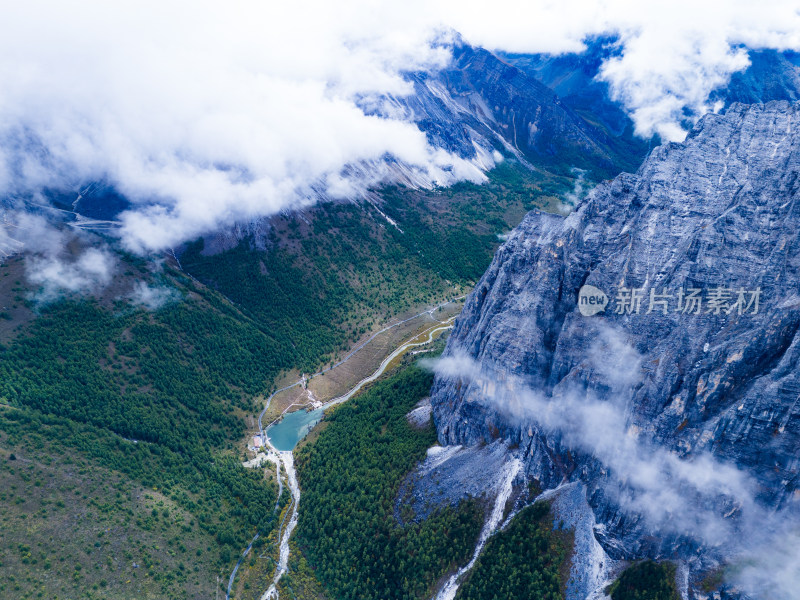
xmin=266 ymin=407 xmax=326 ymax=451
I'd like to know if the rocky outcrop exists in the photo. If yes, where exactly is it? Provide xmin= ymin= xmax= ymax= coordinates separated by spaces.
xmin=390 ymin=39 xmax=650 ymax=179
xmin=709 ymin=49 xmax=800 ymax=109
xmin=430 ymin=101 xmax=800 ymax=595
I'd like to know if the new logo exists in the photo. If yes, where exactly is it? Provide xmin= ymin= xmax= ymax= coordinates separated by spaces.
xmin=578 ymin=285 xmax=608 ymax=316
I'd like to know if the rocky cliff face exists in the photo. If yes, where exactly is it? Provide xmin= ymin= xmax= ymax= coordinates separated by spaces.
xmin=709 ymin=50 xmax=800 ymax=109
xmin=430 ymin=101 xmax=800 ymax=595
xmin=359 ymin=36 xmax=651 ymax=182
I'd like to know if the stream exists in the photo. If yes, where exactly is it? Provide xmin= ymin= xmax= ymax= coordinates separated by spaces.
xmin=432 ymin=458 xmax=523 ymax=600
xmin=259 ymin=452 xmax=300 ymax=600
xmin=225 ymin=306 xmax=458 ymax=600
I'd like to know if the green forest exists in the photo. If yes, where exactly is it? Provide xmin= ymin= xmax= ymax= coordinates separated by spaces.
xmin=294 ymin=363 xmax=484 ymax=600
xmin=455 ymin=502 xmax=571 ymax=600
xmin=181 ymin=160 xmax=568 ymax=372
xmin=0 ymin=277 xmax=284 ymax=598
xmin=606 ymin=561 xmax=680 ymax=600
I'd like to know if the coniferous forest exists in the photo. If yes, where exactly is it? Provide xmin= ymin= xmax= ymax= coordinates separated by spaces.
xmin=294 ymin=364 xmax=484 ymax=600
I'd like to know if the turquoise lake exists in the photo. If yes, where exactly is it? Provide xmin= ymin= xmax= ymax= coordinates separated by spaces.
xmin=266 ymin=407 xmax=325 ymax=451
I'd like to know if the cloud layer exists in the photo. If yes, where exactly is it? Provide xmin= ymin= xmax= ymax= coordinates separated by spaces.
xmin=128 ymin=281 xmax=178 ymax=311
xmin=2 ymin=212 xmax=117 ymax=303
xmin=1 ymin=1 xmax=799 ymax=251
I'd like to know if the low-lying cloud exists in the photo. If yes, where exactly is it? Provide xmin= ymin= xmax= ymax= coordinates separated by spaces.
xmin=26 ymin=248 xmax=115 ymax=303
xmin=431 ymin=325 xmax=800 ymax=598
xmin=1 ymin=1 xmax=799 ymax=252
xmin=1 ymin=211 xmax=116 ymax=302
xmin=128 ymin=281 xmax=178 ymax=311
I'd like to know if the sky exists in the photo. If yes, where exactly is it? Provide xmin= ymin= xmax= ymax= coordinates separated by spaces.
xmin=1 ymin=0 xmax=800 ymax=251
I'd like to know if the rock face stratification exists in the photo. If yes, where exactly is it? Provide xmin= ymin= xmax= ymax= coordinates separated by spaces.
xmin=430 ymin=101 xmax=800 ymax=591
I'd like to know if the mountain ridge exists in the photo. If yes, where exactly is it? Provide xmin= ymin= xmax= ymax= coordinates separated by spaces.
xmin=429 ymin=100 xmax=800 ymax=599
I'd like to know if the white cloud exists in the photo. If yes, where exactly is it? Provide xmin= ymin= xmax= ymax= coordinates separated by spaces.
xmin=446 ymin=1 xmax=800 ymax=140
xmin=0 ymin=211 xmax=116 ymax=301
xmin=128 ymin=281 xmax=178 ymax=311
xmin=1 ymin=1 xmax=799 ymax=251
xmin=26 ymin=247 xmax=116 ymax=303
xmin=0 ymin=1 xmax=486 ymax=252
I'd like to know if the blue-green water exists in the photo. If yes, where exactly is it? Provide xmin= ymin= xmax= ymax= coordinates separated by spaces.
xmin=266 ymin=407 xmax=325 ymax=451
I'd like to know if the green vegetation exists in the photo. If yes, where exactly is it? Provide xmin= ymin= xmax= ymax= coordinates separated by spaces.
xmin=0 ymin=299 xmax=275 ymax=448
xmin=606 ymin=561 xmax=680 ymax=600
xmin=276 ymin=540 xmax=331 ymax=600
xmin=294 ymin=363 xmax=484 ymax=600
xmin=455 ymin=502 xmax=572 ymax=600
xmin=181 ymin=161 xmax=569 ymax=372
xmin=379 ymin=160 xmax=571 ymax=282
xmin=0 ymin=438 xmax=225 ymax=600
xmin=0 ymin=272 xmax=283 ymax=598
xmin=699 ymin=567 xmax=726 ymax=593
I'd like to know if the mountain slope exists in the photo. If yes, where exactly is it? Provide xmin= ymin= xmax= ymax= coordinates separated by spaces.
xmin=392 ymin=39 xmax=651 ymax=180
xmin=498 ymin=36 xmax=638 ymax=139
xmin=709 ymin=49 xmax=800 ymax=108
xmin=0 ymin=256 xmax=284 ymax=599
xmin=430 ymin=100 xmax=800 ymax=598
xmin=178 ymin=161 xmax=569 ymax=374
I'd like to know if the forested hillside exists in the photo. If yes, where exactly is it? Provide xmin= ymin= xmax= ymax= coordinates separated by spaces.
xmin=294 ymin=364 xmax=484 ymax=600
xmin=606 ymin=561 xmax=680 ymax=600
xmin=181 ymin=161 xmax=572 ymax=372
xmin=455 ymin=502 xmax=572 ymax=600
xmin=0 ymin=265 xmax=283 ymax=599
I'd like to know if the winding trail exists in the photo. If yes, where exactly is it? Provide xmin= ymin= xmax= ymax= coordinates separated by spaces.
xmin=226 ymin=297 xmax=461 ymax=600
xmin=318 ymin=319 xmax=455 ymax=411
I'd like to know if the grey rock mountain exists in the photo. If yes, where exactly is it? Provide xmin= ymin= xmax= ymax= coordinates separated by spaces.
xmin=709 ymin=49 xmax=800 ymax=109
xmin=379 ymin=38 xmax=650 ymax=179
xmin=429 ymin=100 xmax=800 ymax=596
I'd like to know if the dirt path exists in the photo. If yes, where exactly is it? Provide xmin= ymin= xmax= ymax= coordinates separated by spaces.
xmin=227 ymin=300 xmax=459 ymax=600
xmin=320 ymin=318 xmax=454 ymax=410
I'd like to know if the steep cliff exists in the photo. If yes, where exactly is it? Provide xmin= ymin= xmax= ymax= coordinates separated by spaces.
xmin=430 ymin=101 xmax=800 ymax=596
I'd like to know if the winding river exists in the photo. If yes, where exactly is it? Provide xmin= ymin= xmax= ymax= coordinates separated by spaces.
xmin=226 ymin=300 xmax=460 ymax=600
